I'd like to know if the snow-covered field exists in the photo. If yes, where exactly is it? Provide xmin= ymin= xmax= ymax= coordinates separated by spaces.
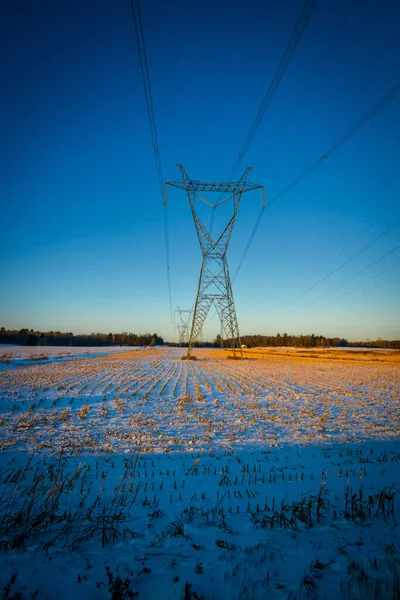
xmin=0 ymin=345 xmax=142 ymax=362
xmin=0 ymin=347 xmax=399 ymax=599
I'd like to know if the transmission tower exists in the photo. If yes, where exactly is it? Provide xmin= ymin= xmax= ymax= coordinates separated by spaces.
xmin=175 ymin=307 xmax=192 ymax=346
xmin=166 ymin=165 xmax=264 ymax=358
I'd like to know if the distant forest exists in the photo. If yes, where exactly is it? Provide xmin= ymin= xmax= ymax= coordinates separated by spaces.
xmin=0 ymin=328 xmax=399 ymax=349
xmin=0 ymin=328 xmax=164 ymax=347
xmin=236 ymin=334 xmax=400 ymax=350
xmin=170 ymin=333 xmax=400 ymax=350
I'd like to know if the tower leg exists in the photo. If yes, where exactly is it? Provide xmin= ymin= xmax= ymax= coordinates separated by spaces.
xmin=214 ymin=259 xmax=242 ymax=357
xmin=187 ymin=258 xmax=242 ymax=358
xmin=187 ymin=262 xmax=213 ymax=357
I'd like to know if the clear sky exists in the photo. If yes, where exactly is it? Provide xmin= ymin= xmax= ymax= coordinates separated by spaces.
xmin=1 ymin=0 xmax=399 ymax=342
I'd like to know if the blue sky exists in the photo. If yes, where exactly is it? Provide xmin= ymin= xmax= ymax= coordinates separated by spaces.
xmin=1 ymin=0 xmax=399 ymax=341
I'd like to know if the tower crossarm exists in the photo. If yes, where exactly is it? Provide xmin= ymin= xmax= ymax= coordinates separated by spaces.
xmin=166 ymin=181 xmax=262 ymax=194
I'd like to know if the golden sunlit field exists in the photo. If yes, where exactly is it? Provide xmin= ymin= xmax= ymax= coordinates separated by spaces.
xmin=194 ymin=346 xmax=400 ymax=364
xmin=1 ymin=346 xmax=399 ymax=453
xmin=240 ymin=347 xmax=400 ymax=364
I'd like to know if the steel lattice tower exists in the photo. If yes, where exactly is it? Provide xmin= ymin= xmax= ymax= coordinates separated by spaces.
xmin=175 ymin=307 xmax=192 ymax=346
xmin=166 ymin=165 xmax=264 ymax=358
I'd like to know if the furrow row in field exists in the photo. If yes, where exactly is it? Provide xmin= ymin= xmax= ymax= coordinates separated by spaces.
xmin=0 ymin=348 xmax=399 ymax=454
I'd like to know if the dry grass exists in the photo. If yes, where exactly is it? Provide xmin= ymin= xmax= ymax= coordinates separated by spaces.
xmin=0 ymin=346 xmax=398 ymax=454
xmin=242 ymin=347 xmax=400 ymax=364
xmin=191 ymin=347 xmax=400 ymax=365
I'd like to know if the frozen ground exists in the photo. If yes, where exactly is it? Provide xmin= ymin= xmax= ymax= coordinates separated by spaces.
xmin=0 ymin=345 xmax=143 ymax=361
xmin=0 ymin=347 xmax=399 ymax=599
xmin=0 ymin=345 xmax=150 ymax=371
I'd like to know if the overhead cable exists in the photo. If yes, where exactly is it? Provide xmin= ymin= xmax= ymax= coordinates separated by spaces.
xmin=268 ymin=79 xmax=400 ymax=207
xmin=232 ymin=207 xmax=264 ymax=283
xmin=295 ymin=259 xmax=400 ymax=319
xmin=329 ymin=260 xmax=400 ymax=303
xmin=129 ymin=0 xmax=174 ymax=323
xmin=234 ymin=78 xmax=400 ymax=281
xmin=283 ymin=242 xmax=400 ymax=319
xmin=279 ymin=221 xmax=399 ymax=308
xmin=229 ymin=0 xmax=318 ymax=181
xmin=229 ymin=0 xmax=317 ymax=275
xmin=307 ymin=217 xmax=381 ymax=281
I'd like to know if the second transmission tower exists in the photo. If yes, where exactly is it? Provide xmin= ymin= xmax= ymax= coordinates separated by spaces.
xmin=175 ymin=307 xmax=192 ymax=346
xmin=166 ymin=165 xmax=264 ymax=358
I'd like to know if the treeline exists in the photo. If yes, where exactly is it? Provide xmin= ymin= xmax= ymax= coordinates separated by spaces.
xmin=346 ymin=339 xmax=400 ymax=350
xmin=237 ymin=334 xmax=400 ymax=350
xmin=165 ymin=333 xmax=400 ymax=349
xmin=238 ymin=334 xmax=346 ymax=348
xmin=0 ymin=328 xmax=164 ymax=347
xmin=1 ymin=328 xmax=398 ymax=350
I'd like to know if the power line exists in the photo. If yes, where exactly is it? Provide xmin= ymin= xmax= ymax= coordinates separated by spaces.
xmin=130 ymin=0 xmax=163 ymax=194
xmin=311 ymin=243 xmax=400 ymax=305
xmin=222 ymin=0 xmax=317 ymax=263
xmin=268 ymin=78 xmax=400 ymax=207
xmin=295 ymin=259 xmax=400 ymax=320
xmin=129 ymin=0 xmax=174 ymax=323
xmin=283 ymin=242 xmax=400 ymax=319
xmin=229 ymin=0 xmax=318 ymax=181
xmin=232 ymin=207 xmax=264 ymax=283
xmin=233 ymin=78 xmax=400 ymax=281
xmin=278 ymin=221 xmax=399 ymax=308
xmin=267 ymin=250 xmax=400 ymax=336
xmin=307 ymin=217 xmax=379 ymax=281
xmin=306 ymin=206 xmax=395 ymax=282
xmin=330 ymin=260 xmax=400 ymax=303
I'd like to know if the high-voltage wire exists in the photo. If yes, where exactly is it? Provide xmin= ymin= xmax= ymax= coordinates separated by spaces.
xmin=220 ymin=0 xmax=317 ymax=252
xmin=283 ymin=243 xmax=400 ymax=319
xmin=307 ymin=217 xmax=380 ymax=281
xmin=210 ymin=0 xmax=316 ymax=240
xmin=232 ymin=207 xmax=264 ymax=283
xmin=233 ymin=78 xmax=400 ymax=281
xmin=307 ymin=206 xmax=395 ymax=281
xmin=229 ymin=0 xmax=317 ymax=181
xmin=329 ymin=260 xmax=400 ymax=304
xmin=130 ymin=0 xmax=174 ymax=322
xmin=292 ymin=259 xmax=400 ymax=320
xmin=268 ymin=79 xmax=400 ymax=207
xmin=311 ymin=243 xmax=400 ymax=305
xmin=280 ymin=221 xmax=399 ymax=308
xmin=130 ymin=0 xmax=163 ymax=193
